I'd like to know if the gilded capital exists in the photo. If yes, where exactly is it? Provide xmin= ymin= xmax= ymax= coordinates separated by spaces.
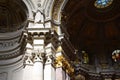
xmin=55 ymin=55 xmax=74 ymax=75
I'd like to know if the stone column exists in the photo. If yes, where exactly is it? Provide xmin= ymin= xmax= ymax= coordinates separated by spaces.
xmin=33 ymin=53 xmax=44 ymax=80
xmin=23 ymin=57 xmax=33 ymax=80
xmin=23 ymin=41 xmax=34 ymax=80
xmin=44 ymin=55 xmax=56 ymax=80
xmin=56 ymin=67 xmax=66 ymax=80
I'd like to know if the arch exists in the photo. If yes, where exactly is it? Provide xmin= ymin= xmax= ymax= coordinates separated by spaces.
xmin=22 ymin=0 xmax=69 ymax=25
xmin=51 ymin=0 xmax=68 ymax=24
xmin=22 ymin=0 xmax=36 ymax=19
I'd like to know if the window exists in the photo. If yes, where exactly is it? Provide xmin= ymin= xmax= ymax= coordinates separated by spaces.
xmin=94 ymin=0 xmax=113 ymax=8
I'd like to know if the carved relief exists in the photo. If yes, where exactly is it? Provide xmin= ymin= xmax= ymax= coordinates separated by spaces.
xmin=0 ymin=38 xmax=19 ymax=49
xmin=24 ymin=49 xmax=46 ymax=65
xmin=45 ymin=55 xmax=55 ymax=64
xmin=25 ymin=56 xmax=33 ymax=65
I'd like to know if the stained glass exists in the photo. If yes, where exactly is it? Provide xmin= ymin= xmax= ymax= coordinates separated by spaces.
xmin=94 ymin=0 xmax=113 ymax=8
xmin=112 ymin=50 xmax=120 ymax=62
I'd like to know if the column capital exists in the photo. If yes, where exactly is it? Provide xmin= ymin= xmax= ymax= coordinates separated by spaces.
xmin=24 ymin=56 xmax=33 ymax=65
xmin=55 ymin=55 xmax=74 ymax=76
xmin=45 ymin=54 xmax=55 ymax=65
xmin=33 ymin=54 xmax=43 ymax=62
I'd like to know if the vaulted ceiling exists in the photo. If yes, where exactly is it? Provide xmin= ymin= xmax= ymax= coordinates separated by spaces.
xmin=62 ymin=0 xmax=120 ymax=56
xmin=0 ymin=0 xmax=28 ymax=33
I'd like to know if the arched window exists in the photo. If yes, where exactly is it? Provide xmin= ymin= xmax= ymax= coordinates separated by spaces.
xmin=94 ymin=0 xmax=113 ymax=8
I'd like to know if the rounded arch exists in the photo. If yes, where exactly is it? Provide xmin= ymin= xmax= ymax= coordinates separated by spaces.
xmin=51 ymin=0 xmax=68 ymax=24
xmin=22 ymin=0 xmax=36 ymax=19
xmin=0 ymin=0 xmax=28 ymax=33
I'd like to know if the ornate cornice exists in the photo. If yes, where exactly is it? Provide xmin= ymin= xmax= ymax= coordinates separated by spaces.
xmin=0 ymin=49 xmax=20 ymax=60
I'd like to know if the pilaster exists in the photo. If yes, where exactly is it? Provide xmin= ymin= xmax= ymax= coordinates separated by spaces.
xmin=23 ymin=56 xmax=33 ymax=80
xmin=33 ymin=53 xmax=44 ymax=80
xmin=44 ymin=55 xmax=56 ymax=80
xmin=43 ymin=27 xmax=59 ymax=80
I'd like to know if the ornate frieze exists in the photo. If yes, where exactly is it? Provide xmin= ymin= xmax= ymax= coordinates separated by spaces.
xmin=0 ymin=38 xmax=19 ymax=50
xmin=0 ymin=48 xmax=20 ymax=60
xmin=0 ymin=31 xmax=27 ymax=60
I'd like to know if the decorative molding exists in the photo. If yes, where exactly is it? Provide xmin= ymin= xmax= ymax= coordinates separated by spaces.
xmin=24 ymin=56 xmax=33 ymax=65
xmin=45 ymin=55 xmax=54 ymax=64
xmin=0 ymin=32 xmax=26 ymax=60
xmin=0 ymin=49 xmax=21 ymax=60
xmin=45 ymin=0 xmax=54 ymax=18
xmin=33 ymin=53 xmax=44 ymax=63
xmin=52 ymin=0 xmax=64 ymax=21
xmin=22 ymin=0 xmax=36 ymax=19
xmin=0 ymin=38 xmax=19 ymax=49
xmin=51 ymin=0 xmax=68 ymax=25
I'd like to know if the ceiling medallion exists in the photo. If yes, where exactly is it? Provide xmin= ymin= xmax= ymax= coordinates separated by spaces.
xmin=94 ymin=0 xmax=113 ymax=8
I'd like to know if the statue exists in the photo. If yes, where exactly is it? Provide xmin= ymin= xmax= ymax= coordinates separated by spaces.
xmin=82 ymin=51 xmax=89 ymax=64
xmin=34 ymin=10 xmax=44 ymax=23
